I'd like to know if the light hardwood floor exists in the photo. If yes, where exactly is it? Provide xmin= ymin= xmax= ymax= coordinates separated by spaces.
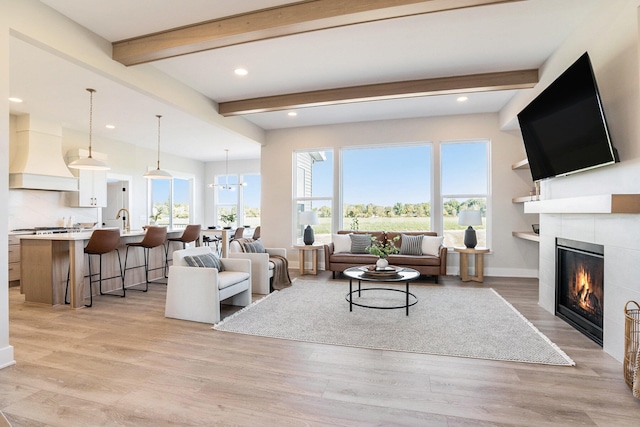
xmin=1 ymin=273 xmax=638 ymax=426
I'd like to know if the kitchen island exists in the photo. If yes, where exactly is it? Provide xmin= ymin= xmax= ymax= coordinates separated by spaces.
xmin=20 ymin=229 xmax=182 ymax=309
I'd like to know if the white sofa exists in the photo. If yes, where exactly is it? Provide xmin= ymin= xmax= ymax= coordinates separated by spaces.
xmin=165 ymin=246 xmax=252 ymax=324
xmin=228 ymin=240 xmax=286 ymax=295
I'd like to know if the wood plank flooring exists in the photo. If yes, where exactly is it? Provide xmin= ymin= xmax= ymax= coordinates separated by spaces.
xmin=1 ymin=273 xmax=638 ymax=426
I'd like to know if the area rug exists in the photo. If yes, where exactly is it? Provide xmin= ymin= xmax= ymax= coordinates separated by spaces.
xmin=214 ymin=280 xmax=575 ymax=366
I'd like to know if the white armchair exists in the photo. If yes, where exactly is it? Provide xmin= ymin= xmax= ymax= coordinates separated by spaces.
xmin=229 ymin=240 xmax=286 ymax=294
xmin=165 ymin=246 xmax=252 ymax=324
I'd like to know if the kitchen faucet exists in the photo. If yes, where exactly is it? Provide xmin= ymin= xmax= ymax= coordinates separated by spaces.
xmin=116 ymin=208 xmax=130 ymax=233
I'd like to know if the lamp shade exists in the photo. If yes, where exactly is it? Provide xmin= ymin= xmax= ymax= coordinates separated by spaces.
xmin=299 ymin=211 xmax=319 ymax=225
xmin=458 ymin=210 xmax=482 ymax=226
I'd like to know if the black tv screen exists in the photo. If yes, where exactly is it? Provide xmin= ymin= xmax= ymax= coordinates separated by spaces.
xmin=517 ymin=52 xmax=618 ymax=181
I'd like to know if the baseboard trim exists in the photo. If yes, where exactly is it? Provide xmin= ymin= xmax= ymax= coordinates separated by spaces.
xmin=0 ymin=345 xmax=15 ymax=370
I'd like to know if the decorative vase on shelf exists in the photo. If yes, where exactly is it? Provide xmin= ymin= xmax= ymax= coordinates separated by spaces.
xmin=376 ymin=257 xmax=389 ymax=269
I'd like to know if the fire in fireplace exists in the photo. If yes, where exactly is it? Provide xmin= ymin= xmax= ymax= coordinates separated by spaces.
xmin=556 ymin=238 xmax=604 ymax=346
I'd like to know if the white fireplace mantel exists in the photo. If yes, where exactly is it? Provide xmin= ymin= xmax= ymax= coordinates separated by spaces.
xmin=524 ymin=194 xmax=640 ymax=214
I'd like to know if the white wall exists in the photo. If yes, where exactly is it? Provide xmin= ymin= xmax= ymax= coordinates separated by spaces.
xmin=0 ymin=0 xmax=16 ymax=369
xmin=262 ymin=113 xmax=539 ymax=275
xmin=501 ymin=0 xmax=640 ymax=361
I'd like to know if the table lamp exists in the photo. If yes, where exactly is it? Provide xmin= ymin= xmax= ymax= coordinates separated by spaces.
xmin=299 ymin=211 xmax=319 ymax=245
xmin=458 ymin=210 xmax=482 ymax=248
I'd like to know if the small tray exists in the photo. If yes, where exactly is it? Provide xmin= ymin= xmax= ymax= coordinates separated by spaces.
xmin=359 ymin=265 xmax=403 ymax=279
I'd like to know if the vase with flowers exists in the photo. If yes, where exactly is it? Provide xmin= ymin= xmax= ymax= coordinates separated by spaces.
xmin=367 ymin=235 xmax=400 ymax=269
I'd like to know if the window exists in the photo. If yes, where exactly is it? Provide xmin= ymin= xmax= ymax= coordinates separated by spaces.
xmin=342 ymin=145 xmax=431 ymax=232
xmin=293 ymin=150 xmax=333 ymax=245
xmin=241 ymin=174 xmax=261 ymax=227
xmin=149 ymin=175 xmax=194 ymax=229
xmin=441 ymin=140 xmax=489 ymax=247
xmin=214 ymin=174 xmax=260 ymax=228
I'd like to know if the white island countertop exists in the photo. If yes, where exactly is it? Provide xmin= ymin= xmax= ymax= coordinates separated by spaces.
xmin=18 ymin=228 xmax=182 ymax=240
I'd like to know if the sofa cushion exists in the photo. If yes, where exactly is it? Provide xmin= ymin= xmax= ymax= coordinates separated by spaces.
xmin=330 ymin=253 xmax=378 ymax=264
xmin=350 ymin=234 xmax=371 ymax=254
xmin=387 ymin=254 xmax=442 ymax=266
xmin=183 ymin=253 xmax=225 ymax=272
xmin=333 ymin=233 xmax=352 ymax=253
xmin=422 ymin=236 xmax=444 ymax=256
xmin=400 ymin=234 xmax=423 ymax=255
xmin=217 ymin=271 xmax=250 ymax=289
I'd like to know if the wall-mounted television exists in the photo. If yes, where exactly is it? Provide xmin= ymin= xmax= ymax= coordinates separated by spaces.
xmin=517 ymin=52 xmax=618 ymax=182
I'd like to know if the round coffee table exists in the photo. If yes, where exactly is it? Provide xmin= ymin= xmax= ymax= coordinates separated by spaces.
xmin=343 ymin=266 xmax=420 ymax=316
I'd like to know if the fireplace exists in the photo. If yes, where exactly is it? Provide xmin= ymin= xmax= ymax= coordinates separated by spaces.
xmin=556 ymin=238 xmax=604 ymax=346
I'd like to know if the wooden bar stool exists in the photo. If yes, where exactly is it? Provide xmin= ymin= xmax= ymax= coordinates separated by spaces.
xmin=123 ymin=226 xmax=168 ymax=292
xmin=65 ymin=228 xmax=124 ymax=307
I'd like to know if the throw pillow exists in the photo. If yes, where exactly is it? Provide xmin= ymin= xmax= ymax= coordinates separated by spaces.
xmin=350 ymin=234 xmax=372 ymax=254
xmin=332 ymin=234 xmax=352 ymax=253
xmin=422 ymin=235 xmax=444 ymax=256
xmin=243 ymin=240 xmax=266 ymax=253
xmin=183 ymin=252 xmax=224 ymax=271
xmin=400 ymin=234 xmax=423 ymax=256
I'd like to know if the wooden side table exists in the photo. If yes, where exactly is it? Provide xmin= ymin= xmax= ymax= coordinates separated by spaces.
xmin=454 ymin=247 xmax=490 ymax=282
xmin=294 ymin=244 xmax=323 ymax=275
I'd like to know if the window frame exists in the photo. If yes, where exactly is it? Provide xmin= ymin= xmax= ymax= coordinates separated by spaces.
xmin=292 ymin=149 xmax=333 ymax=246
xmin=147 ymin=171 xmax=196 ymax=229
xmin=439 ymin=139 xmax=491 ymax=249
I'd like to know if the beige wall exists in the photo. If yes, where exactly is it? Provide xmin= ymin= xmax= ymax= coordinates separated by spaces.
xmin=261 ymin=113 xmax=540 ymax=276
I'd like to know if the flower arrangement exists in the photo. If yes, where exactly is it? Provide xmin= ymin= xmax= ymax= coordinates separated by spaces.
xmin=367 ymin=235 xmax=399 ymax=258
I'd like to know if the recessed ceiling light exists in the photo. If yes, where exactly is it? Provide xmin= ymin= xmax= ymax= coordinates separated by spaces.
xmin=234 ymin=68 xmax=248 ymax=76
xmin=288 ymin=111 xmax=297 ymax=117
xmin=8 ymin=97 xmax=23 ymax=103
xmin=105 ymin=124 xmax=115 ymax=129
xmin=457 ymin=96 xmax=469 ymax=102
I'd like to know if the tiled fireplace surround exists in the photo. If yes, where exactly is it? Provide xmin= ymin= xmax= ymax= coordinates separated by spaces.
xmin=538 ymin=212 xmax=640 ymax=362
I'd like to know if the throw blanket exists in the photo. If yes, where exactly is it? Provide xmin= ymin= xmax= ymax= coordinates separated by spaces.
xmin=269 ymin=255 xmax=292 ymax=290
xmin=235 ymin=238 xmax=292 ymax=291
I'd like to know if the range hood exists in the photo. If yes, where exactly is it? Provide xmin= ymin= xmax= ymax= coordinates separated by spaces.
xmin=9 ymin=115 xmax=78 ymax=191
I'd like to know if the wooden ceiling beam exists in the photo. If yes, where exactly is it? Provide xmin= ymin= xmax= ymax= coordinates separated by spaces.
xmin=113 ymin=0 xmax=523 ymax=66
xmin=218 ymin=69 xmax=538 ymax=116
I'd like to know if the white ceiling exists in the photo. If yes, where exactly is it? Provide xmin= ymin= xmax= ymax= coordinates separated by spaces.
xmin=9 ymin=0 xmax=601 ymax=161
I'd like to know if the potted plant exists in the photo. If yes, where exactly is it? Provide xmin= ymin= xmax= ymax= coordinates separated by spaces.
xmin=220 ymin=213 xmax=236 ymax=229
xmin=149 ymin=205 xmax=166 ymax=225
xmin=367 ymin=235 xmax=400 ymax=269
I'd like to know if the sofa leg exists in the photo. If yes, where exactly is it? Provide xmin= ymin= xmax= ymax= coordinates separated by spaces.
xmin=332 ymin=271 xmax=336 ymax=279
xmin=434 ymin=275 xmax=439 ymax=284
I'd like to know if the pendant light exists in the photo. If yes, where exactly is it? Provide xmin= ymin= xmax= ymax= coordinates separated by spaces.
xmin=68 ymin=88 xmax=110 ymax=170
xmin=208 ymin=149 xmax=246 ymax=189
xmin=143 ymin=115 xmax=172 ymax=179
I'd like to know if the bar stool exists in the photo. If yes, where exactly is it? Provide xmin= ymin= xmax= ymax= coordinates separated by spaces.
xmin=165 ymin=224 xmax=201 ymax=276
xmin=123 ymin=226 xmax=168 ymax=292
xmin=65 ymin=228 xmax=124 ymax=307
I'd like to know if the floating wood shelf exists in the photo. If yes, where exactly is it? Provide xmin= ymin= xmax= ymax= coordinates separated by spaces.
xmin=524 ymin=194 xmax=640 ymax=214
xmin=511 ymin=158 xmax=529 ymax=170
xmin=512 ymin=231 xmax=540 ymax=242
xmin=512 ymin=196 xmax=534 ymax=203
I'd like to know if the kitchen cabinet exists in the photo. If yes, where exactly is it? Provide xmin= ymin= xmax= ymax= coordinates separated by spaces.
xmin=8 ymin=235 xmax=21 ymax=287
xmin=67 ymin=169 xmax=107 ymax=207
